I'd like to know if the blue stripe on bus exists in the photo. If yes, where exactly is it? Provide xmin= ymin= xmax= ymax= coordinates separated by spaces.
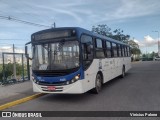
xmin=35 ymin=66 xmax=84 ymax=83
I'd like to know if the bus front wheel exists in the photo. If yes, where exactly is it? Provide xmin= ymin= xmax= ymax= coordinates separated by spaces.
xmin=92 ymin=74 xmax=102 ymax=94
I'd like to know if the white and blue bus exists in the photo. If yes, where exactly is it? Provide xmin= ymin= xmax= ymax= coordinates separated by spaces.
xmin=25 ymin=27 xmax=131 ymax=94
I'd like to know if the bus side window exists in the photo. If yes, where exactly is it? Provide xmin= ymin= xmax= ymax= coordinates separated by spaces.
xmin=124 ymin=46 xmax=128 ymax=57
xmin=120 ymin=45 xmax=123 ymax=57
xmin=106 ymin=41 xmax=112 ymax=58
xmin=95 ymin=38 xmax=105 ymax=58
xmin=128 ymin=47 xmax=131 ymax=56
xmin=112 ymin=43 xmax=118 ymax=57
xmin=127 ymin=47 xmax=130 ymax=56
xmin=125 ymin=46 xmax=128 ymax=56
xmin=122 ymin=46 xmax=125 ymax=57
xmin=118 ymin=44 xmax=122 ymax=57
xmin=81 ymin=35 xmax=93 ymax=69
xmin=125 ymin=46 xmax=128 ymax=57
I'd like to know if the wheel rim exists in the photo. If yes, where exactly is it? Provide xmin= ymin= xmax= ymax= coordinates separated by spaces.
xmin=96 ymin=74 xmax=102 ymax=92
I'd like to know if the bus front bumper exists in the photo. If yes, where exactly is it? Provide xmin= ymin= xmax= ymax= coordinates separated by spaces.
xmin=32 ymin=80 xmax=84 ymax=94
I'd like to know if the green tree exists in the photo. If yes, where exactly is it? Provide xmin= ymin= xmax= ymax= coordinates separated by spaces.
xmin=0 ymin=72 xmax=2 ymax=82
xmin=92 ymin=25 xmax=130 ymax=43
xmin=92 ymin=24 xmax=112 ymax=36
xmin=142 ymin=54 xmax=146 ymax=58
xmin=111 ymin=29 xmax=130 ymax=43
xmin=5 ymin=63 xmax=13 ymax=79
xmin=131 ymin=48 xmax=141 ymax=55
xmin=0 ymin=63 xmax=25 ymax=80
xmin=128 ymin=40 xmax=139 ymax=48
xmin=142 ymin=52 xmax=158 ymax=61
xmin=128 ymin=40 xmax=141 ymax=61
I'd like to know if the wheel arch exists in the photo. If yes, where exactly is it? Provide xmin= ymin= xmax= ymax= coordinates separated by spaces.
xmin=97 ymin=71 xmax=104 ymax=84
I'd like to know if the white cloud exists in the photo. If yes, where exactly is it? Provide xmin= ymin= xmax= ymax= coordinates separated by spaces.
xmin=133 ymin=39 xmax=145 ymax=47
xmin=144 ymin=35 xmax=157 ymax=46
xmin=51 ymin=8 xmax=83 ymax=23
xmin=95 ymin=0 xmax=160 ymax=23
xmin=15 ymin=48 xmax=24 ymax=53
xmin=1 ymin=0 xmax=160 ymax=27
xmin=1 ymin=45 xmax=11 ymax=49
xmin=133 ymin=35 xmax=158 ymax=47
xmin=133 ymin=36 xmax=159 ymax=53
xmin=0 ymin=46 xmax=24 ymax=53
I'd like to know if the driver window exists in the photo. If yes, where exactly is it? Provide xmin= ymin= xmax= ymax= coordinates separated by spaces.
xmin=81 ymin=35 xmax=93 ymax=70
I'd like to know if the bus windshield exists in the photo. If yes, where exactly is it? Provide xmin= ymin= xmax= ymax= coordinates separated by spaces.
xmin=32 ymin=40 xmax=80 ymax=70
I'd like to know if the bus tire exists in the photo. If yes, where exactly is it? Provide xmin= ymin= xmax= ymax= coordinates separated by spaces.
xmin=121 ymin=66 xmax=125 ymax=78
xmin=91 ymin=74 xmax=102 ymax=94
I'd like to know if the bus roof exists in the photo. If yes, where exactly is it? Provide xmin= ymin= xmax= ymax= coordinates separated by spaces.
xmin=32 ymin=27 xmax=129 ymax=46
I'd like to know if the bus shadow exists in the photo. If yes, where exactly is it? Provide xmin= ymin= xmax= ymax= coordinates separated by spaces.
xmin=101 ymin=72 xmax=131 ymax=90
xmin=40 ymin=92 xmax=95 ymax=103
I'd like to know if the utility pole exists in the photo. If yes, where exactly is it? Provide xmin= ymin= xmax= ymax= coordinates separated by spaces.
xmin=155 ymin=31 xmax=160 ymax=57
xmin=54 ymin=22 xmax=56 ymax=28
xmin=158 ymin=33 xmax=160 ymax=57
xmin=13 ymin=44 xmax=16 ymax=79
xmin=152 ymin=31 xmax=160 ymax=57
xmin=51 ymin=22 xmax=56 ymax=28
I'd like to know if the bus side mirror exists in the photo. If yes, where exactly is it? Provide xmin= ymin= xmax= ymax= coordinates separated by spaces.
xmin=25 ymin=46 xmax=32 ymax=60
xmin=25 ymin=46 xmax=28 ymax=56
xmin=25 ymin=41 xmax=32 ymax=60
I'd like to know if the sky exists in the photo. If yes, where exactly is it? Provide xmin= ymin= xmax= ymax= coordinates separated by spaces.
xmin=0 ymin=0 xmax=160 ymax=54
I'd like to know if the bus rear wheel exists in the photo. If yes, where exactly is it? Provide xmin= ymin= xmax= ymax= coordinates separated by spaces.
xmin=92 ymin=74 xmax=102 ymax=94
xmin=121 ymin=66 xmax=125 ymax=78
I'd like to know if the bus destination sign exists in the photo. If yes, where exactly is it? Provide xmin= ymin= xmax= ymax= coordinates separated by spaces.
xmin=33 ymin=30 xmax=72 ymax=41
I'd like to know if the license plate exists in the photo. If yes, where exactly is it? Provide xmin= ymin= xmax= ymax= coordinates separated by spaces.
xmin=47 ymin=86 xmax=56 ymax=91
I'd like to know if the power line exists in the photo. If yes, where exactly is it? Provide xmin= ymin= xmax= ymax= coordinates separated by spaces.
xmin=0 ymin=43 xmax=25 ymax=45
xmin=0 ymin=43 xmax=13 ymax=45
xmin=0 ymin=15 xmax=51 ymax=28
xmin=0 ymin=39 xmax=27 ymax=40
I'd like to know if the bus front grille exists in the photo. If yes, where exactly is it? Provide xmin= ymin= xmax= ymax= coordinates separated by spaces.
xmin=41 ymin=86 xmax=63 ymax=92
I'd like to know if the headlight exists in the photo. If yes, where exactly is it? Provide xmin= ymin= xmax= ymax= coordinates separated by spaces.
xmin=32 ymin=76 xmax=39 ymax=84
xmin=64 ymin=74 xmax=80 ymax=85
xmin=74 ymin=74 xmax=80 ymax=80
xmin=71 ymin=74 xmax=80 ymax=83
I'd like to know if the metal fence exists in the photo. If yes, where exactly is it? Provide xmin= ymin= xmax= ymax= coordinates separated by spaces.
xmin=0 ymin=52 xmax=30 ymax=85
